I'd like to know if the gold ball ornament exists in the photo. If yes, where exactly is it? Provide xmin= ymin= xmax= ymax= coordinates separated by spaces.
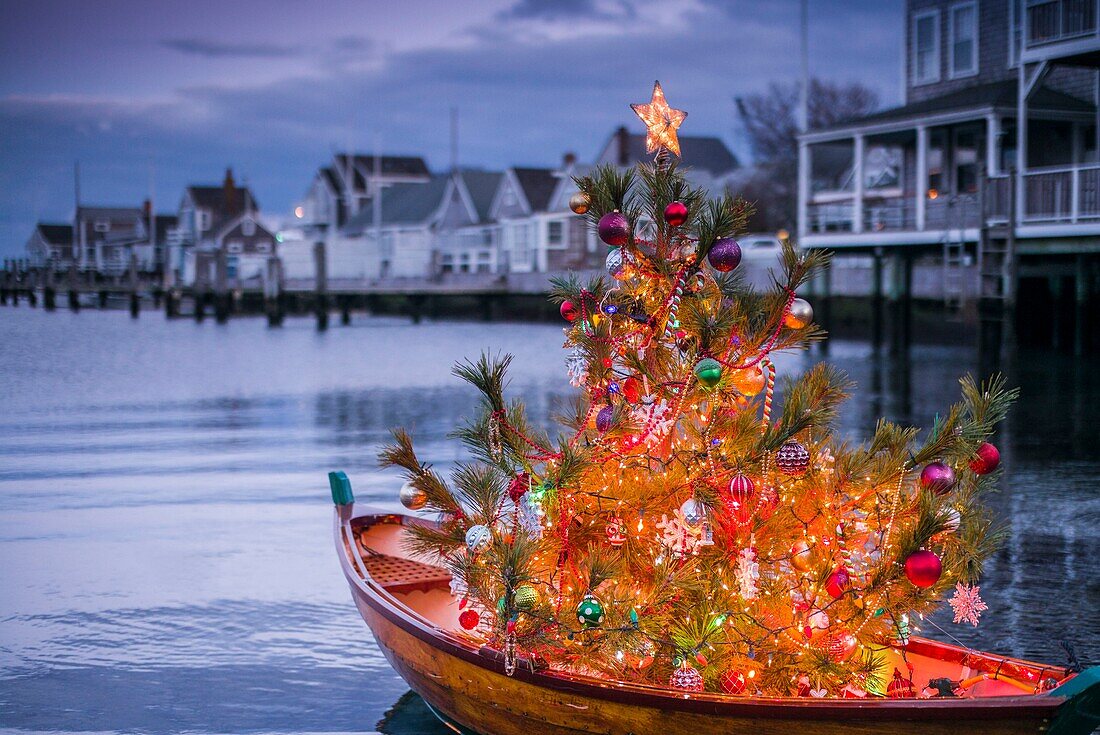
xmin=791 ymin=539 xmax=814 ymax=572
xmin=784 ymin=298 xmax=814 ymax=329
xmin=399 ymin=481 xmax=428 ymax=510
xmin=731 ymin=365 xmax=767 ymax=396
xmin=569 ymin=191 xmax=591 ymax=215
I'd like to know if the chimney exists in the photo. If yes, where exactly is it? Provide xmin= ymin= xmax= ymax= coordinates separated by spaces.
xmin=142 ymin=199 xmax=152 ymax=217
xmin=223 ymin=168 xmax=237 ymax=211
xmin=616 ymin=126 xmax=630 ymax=167
xmin=562 ymin=151 xmax=577 ymax=168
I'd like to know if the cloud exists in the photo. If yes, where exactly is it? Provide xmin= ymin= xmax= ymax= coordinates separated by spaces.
xmin=162 ymin=38 xmax=302 ymax=59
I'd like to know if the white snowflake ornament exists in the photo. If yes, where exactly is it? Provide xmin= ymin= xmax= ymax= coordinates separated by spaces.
xmin=949 ymin=582 xmax=988 ymax=626
xmin=735 ymin=547 xmax=760 ymax=600
xmin=565 ymin=345 xmax=588 ymax=387
xmin=655 ymin=509 xmax=703 ymax=559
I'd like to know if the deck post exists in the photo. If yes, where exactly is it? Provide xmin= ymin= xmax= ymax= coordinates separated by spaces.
xmin=214 ymin=249 xmax=230 ymax=323
xmin=1016 ymin=63 xmax=1028 ymax=227
xmin=1074 ymin=254 xmax=1088 ymax=356
xmin=67 ymin=267 xmax=80 ymax=312
xmin=128 ymin=253 xmax=140 ymax=318
xmin=871 ymin=247 xmax=884 ymax=348
xmin=264 ymin=256 xmax=285 ymax=327
xmin=339 ymin=295 xmax=351 ymax=326
xmin=313 ymin=241 xmax=328 ymax=331
xmin=852 ymin=134 xmax=864 ymax=234
xmin=43 ymin=266 xmax=56 ymax=311
xmin=916 ymin=125 xmax=928 ymax=231
xmin=985 ymin=114 xmax=1000 ymax=176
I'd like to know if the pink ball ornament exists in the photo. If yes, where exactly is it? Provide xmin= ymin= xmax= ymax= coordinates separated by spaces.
xmin=669 ymin=663 xmax=705 ymax=692
xmin=919 ymin=461 xmax=956 ymax=495
xmin=776 ymin=441 xmax=811 ymax=477
xmin=598 ymin=211 xmax=630 ymax=247
xmin=458 ymin=609 xmax=480 ymax=630
xmin=663 ymin=200 xmax=689 ymax=227
xmin=707 ymin=237 xmax=742 ymax=272
xmin=969 ymin=442 xmax=1001 ymax=475
xmin=904 ymin=549 xmax=943 ymax=588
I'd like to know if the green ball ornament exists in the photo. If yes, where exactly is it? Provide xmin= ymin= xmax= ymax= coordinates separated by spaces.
xmin=513 ymin=585 xmax=538 ymax=610
xmin=576 ymin=594 xmax=605 ymax=628
xmin=694 ymin=357 xmax=723 ymax=388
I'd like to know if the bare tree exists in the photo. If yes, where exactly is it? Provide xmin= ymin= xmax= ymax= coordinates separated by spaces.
xmin=733 ymin=78 xmax=878 ymax=232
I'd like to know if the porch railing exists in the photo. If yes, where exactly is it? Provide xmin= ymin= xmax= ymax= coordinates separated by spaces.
xmin=1021 ymin=164 xmax=1100 ymax=223
xmin=1026 ymin=0 xmax=1098 ymax=46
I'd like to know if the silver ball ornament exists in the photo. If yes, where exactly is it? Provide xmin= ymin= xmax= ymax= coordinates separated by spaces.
xmin=606 ymin=247 xmax=625 ymax=278
xmin=784 ymin=298 xmax=814 ymax=329
xmin=679 ymin=498 xmax=706 ymax=528
xmin=399 ymin=481 xmax=428 ymax=510
xmin=465 ymin=524 xmax=492 ymax=553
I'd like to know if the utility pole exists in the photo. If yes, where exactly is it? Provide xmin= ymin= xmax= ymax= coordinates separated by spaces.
xmin=798 ymin=0 xmax=809 ymax=134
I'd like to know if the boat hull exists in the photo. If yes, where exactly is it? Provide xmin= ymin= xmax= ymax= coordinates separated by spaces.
xmin=336 ymin=504 xmax=1096 ymax=735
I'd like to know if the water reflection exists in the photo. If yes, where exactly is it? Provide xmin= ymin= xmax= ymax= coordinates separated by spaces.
xmin=0 ymin=310 xmax=1096 ymax=734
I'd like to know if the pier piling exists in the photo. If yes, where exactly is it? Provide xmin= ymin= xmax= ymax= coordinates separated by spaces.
xmin=313 ymin=242 xmax=328 ymax=331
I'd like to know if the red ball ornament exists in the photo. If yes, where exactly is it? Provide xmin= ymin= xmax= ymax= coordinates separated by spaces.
xmin=669 ymin=663 xmax=705 ymax=692
xmin=719 ymin=669 xmax=747 ymax=694
xmin=724 ymin=473 xmax=756 ymax=523
xmin=969 ymin=442 xmax=1001 ymax=475
xmin=458 ymin=609 xmax=480 ymax=630
xmin=919 ymin=461 xmax=956 ymax=495
xmin=598 ymin=211 xmax=630 ymax=247
xmin=622 ymin=376 xmax=642 ymax=403
xmin=825 ymin=566 xmax=850 ymax=598
xmin=904 ymin=549 xmax=943 ymax=588
xmin=560 ymin=300 xmax=578 ymax=321
xmin=507 ymin=472 xmax=530 ymax=502
xmin=663 ymin=200 xmax=689 ymax=227
xmin=817 ymin=632 xmax=858 ymax=662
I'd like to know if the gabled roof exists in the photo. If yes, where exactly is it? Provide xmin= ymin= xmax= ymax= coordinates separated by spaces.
xmin=185 ymin=185 xmax=259 ymax=214
xmin=35 ymin=223 xmax=73 ymax=245
xmin=154 ymin=215 xmax=178 ymax=242
xmin=214 ymin=211 xmax=274 ymax=242
xmin=318 ymin=167 xmax=341 ymax=192
xmin=334 ymin=153 xmax=431 ymax=180
xmin=76 ymin=206 xmax=142 ymax=220
xmin=343 ymin=175 xmax=450 ymax=234
xmin=600 ymin=130 xmax=740 ymax=175
xmin=458 ymin=169 xmax=504 ymax=222
xmin=814 ymin=80 xmax=1095 ymax=134
xmin=512 ymin=167 xmax=558 ymax=212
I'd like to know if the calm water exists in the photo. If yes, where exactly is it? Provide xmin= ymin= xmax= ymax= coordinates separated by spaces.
xmin=0 ymin=308 xmax=1097 ymax=733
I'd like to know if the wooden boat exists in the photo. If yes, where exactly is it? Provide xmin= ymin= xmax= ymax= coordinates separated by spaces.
xmin=331 ymin=489 xmax=1100 ymax=735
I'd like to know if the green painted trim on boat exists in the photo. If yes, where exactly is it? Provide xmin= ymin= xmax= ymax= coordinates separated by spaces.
xmin=329 ymin=471 xmax=354 ymax=506
xmin=1047 ymin=666 xmax=1100 ymax=735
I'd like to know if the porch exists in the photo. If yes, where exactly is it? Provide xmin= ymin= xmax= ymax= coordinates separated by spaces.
xmin=798 ymin=86 xmax=1099 ymax=247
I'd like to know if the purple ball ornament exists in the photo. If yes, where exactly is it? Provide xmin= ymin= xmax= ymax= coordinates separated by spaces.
xmin=919 ymin=461 xmax=957 ymax=495
xmin=596 ymin=405 xmax=615 ymax=433
xmin=708 ymin=237 xmax=742 ymax=272
xmin=598 ymin=212 xmax=630 ymax=247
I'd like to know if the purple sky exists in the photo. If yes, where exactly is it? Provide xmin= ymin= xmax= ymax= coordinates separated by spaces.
xmin=0 ymin=0 xmax=902 ymax=257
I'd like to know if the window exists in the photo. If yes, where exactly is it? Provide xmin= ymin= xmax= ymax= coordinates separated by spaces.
xmin=255 ymin=241 xmax=272 ymax=254
xmin=94 ymin=219 xmax=110 ymax=233
xmin=197 ymin=210 xmax=211 ymax=232
xmin=954 ymin=127 xmax=980 ymax=194
xmin=241 ymin=218 xmax=256 ymax=236
xmin=928 ymin=130 xmax=946 ymax=196
xmin=912 ymin=10 xmax=941 ymax=85
xmin=226 ymin=240 xmax=243 ymax=254
xmin=949 ymin=3 xmax=978 ymax=78
xmin=547 ymin=220 xmax=564 ymax=246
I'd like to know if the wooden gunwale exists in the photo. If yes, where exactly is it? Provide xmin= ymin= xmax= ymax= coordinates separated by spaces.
xmin=334 ymin=504 xmax=1077 ymax=725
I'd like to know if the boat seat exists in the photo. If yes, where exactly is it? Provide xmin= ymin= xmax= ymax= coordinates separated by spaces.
xmin=361 ymin=553 xmax=453 ymax=595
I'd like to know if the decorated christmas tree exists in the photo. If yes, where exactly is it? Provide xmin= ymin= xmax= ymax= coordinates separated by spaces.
xmin=381 ymin=82 xmax=1015 ymax=697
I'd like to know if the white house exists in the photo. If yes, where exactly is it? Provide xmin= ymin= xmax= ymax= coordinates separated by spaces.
xmin=25 ymin=223 xmax=74 ymax=268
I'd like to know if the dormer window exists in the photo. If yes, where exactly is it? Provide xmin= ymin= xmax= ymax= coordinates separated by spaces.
xmin=912 ymin=9 xmax=941 ymax=85
xmin=242 ymin=218 xmax=256 ymax=236
xmin=94 ymin=219 xmax=110 ymax=233
xmin=949 ymin=2 xmax=978 ymax=78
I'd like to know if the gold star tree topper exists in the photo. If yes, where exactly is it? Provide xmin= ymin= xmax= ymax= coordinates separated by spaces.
xmin=631 ymin=80 xmax=687 ymax=158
